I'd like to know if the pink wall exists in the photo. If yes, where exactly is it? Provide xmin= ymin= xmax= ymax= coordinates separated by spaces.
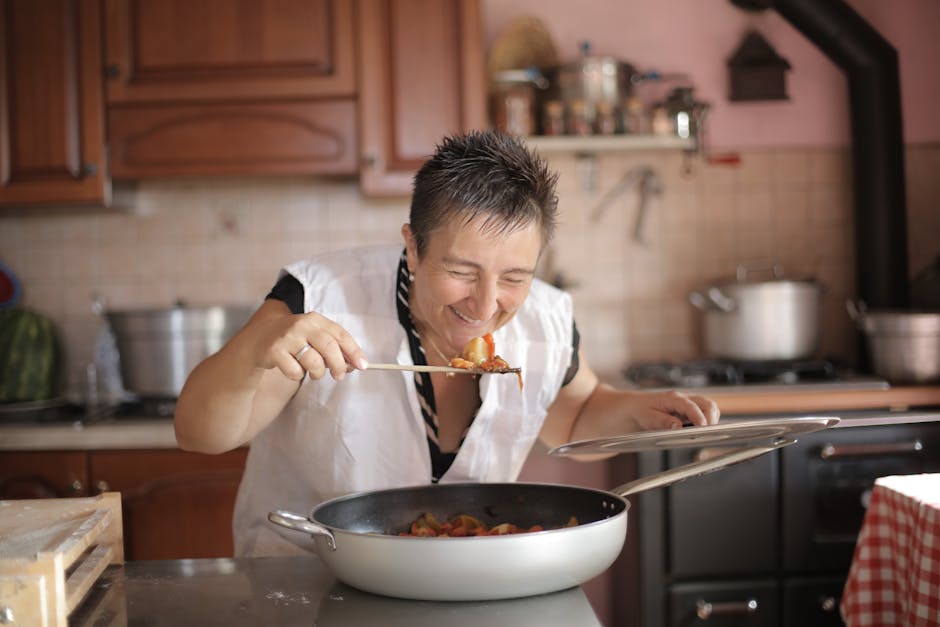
xmin=482 ymin=0 xmax=940 ymax=149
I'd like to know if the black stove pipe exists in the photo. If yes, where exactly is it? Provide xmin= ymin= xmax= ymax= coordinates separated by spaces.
xmin=769 ymin=0 xmax=909 ymax=308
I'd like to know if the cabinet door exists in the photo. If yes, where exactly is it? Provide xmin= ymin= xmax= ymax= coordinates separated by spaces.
xmin=107 ymin=99 xmax=357 ymax=178
xmin=89 ymin=448 xmax=248 ymax=560
xmin=358 ymin=0 xmax=486 ymax=196
xmin=104 ymin=0 xmax=355 ymax=103
xmin=667 ymin=447 xmax=778 ymax=577
xmin=0 ymin=0 xmax=109 ymax=206
xmin=0 ymin=450 xmax=88 ymax=498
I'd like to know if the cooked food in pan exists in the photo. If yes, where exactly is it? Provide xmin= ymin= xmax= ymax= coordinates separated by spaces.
xmin=400 ymin=512 xmax=579 ymax=537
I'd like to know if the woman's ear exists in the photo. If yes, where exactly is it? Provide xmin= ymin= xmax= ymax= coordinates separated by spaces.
xmin=401 ymin=223 xmax=418 ymax=273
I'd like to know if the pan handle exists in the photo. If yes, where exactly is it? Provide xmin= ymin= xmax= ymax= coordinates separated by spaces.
xmin=268 ymin=510 xmax=337 ymax=551
xmin=611 ymin=438 xmax=794 ymax=497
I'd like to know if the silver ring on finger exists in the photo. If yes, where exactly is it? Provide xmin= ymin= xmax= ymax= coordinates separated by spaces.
xmin=294 ymin=344 xmax=312 ymax=361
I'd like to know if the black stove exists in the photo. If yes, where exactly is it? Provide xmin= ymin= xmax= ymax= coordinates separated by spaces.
xmin=623 ymin=358 xmax=889 ymax=391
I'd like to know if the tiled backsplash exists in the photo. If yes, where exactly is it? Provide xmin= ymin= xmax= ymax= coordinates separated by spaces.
xmin=2 ymin=144 xmax=938 ymax=392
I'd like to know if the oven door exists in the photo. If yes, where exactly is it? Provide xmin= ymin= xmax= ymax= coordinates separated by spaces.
xmin=782 ymin=418 xmax=940 ymax=572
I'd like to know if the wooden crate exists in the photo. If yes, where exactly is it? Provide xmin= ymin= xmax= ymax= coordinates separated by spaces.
xmin=0 ymin=493 xmax=124 ymax=627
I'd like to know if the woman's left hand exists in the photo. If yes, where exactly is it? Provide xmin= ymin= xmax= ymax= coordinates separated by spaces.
xmin=622 ymin=389 xmax=720 ymax=431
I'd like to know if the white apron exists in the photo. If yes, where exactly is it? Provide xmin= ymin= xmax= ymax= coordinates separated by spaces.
xmin=233 ymin=245 xmax=574 ymax=556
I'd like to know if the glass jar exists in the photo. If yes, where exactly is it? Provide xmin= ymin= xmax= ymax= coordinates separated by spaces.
xmin=566 ymin=99 xmax=592 ymax=136
xmin=542 ymin=100 xmax=566 ymax=136
xmin=595 ymin=100 xmax=618 ymax=135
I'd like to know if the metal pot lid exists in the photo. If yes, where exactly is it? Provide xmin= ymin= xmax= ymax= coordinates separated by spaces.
xmin=549 ymin=416 xmax=840 ymax=457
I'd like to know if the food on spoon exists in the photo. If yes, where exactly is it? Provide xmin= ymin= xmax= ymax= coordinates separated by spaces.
xmin=400 ymin=512 xmax=579 ymax=537
xmin=448 ymin=332 xmax=523 ymax=390
xmin=448 ymin=333 xmax=513 ymax=372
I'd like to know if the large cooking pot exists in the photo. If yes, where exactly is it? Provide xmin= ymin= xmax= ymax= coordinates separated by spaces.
xmin=847 ymin=300 xmax=940 ymax=383
xmin=268 ymin=417 xmax=838 ymax=601
xmin=106 ymin=303 xmax=253 ymax=397
xmin=689 ymin=262 xmax=824 ymax=361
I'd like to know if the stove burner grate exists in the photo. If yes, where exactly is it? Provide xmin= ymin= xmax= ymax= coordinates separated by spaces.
xmin=624 ymin=358 xmax=845 ymax=389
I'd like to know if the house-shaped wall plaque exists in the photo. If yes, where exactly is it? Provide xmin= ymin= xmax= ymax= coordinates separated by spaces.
xmin=728 ymin=30 xmax=791 ymax=101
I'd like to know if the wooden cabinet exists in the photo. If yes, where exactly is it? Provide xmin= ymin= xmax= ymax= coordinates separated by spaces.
xmin=357 ymin=0 xmax=486 ymax=196
xmin=0 ymin=451 xmax=87 ymax=499
xmin=103 ymin=0 xmax=355 ymax=103
xmin=89 ymin=448 xmax=248 ymax=560
xmin=0 ymin=448 xmax=248 ymax=560
xmin=104 ymin=0 xmax=358 ymax=178
xmin=1 ymin=0 xmax=485 ymax=191
xmin=0 ymin=0 xmax=109 ymax=207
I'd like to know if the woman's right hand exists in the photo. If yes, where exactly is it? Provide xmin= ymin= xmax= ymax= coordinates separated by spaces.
xmin=246 ymin=301 xmax=369 ymax=382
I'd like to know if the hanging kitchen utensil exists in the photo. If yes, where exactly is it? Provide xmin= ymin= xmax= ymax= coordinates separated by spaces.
xmin=267 ymin=416 xmax=839 ymax=601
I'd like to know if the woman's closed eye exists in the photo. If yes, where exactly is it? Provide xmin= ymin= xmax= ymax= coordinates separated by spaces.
xmin=448 ymin=270 xmax=476 ymax=280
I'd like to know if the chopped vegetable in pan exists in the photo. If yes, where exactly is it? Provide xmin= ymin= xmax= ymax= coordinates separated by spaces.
xmin=400 ymin=512 xmax=579 ymax=537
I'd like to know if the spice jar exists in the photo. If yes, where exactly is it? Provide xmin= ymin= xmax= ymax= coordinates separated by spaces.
xmin=595 ymin=101 xmax=618 ymax=135
xmin=542 ymin=100 xmax=566 ymax=136
xmin=490 ymin=69 xmax=548 ymax=137
xmin=566 ymin=99 xmax=592 ymax=136
xmin=621 ymin=96 xmax=648 ymax=135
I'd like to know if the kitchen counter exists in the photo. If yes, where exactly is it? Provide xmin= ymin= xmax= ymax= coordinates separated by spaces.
xmin=702 ymin=384 xmax=940 ymax=415
xmin=0 ymin=417 xmax=178 ymax=451
xmin=68 ymin=556 xmax=602 ymax=626
xmin=2 ymin=385 xmax=939 ymax=452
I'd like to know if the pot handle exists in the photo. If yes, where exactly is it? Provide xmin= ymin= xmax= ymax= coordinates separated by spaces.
xmin=611 ymin=438 xmax=794 ymax=498
xmin=688 ymin=288 xmax=736 ymax=312
xmin=707 ymin=287 xmax=736 ymax=312
xmin=268 ymin=510 xmax=337 ymax=550
xmin=688 ymin=290 xmax=708 ymax=310
xmin=846 ymin=299 xmax=868 ymax=327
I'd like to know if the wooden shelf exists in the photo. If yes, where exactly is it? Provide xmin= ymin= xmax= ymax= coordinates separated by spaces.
xmin=524 ymin=134 xmax=693 ymax=154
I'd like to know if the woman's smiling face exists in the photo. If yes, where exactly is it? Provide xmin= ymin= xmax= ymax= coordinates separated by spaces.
xmin=403 ymin=216 xmax=542 ymax=355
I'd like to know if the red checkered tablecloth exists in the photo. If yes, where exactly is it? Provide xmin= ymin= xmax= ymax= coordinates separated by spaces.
xmin=841 ymin=473 xmax=940 ymax=626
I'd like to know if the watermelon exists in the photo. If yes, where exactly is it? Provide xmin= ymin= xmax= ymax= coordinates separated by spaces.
xmin=0 ymin=307 xmax=61 ymax=402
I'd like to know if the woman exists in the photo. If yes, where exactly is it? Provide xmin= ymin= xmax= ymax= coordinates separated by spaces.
xmin=175 ymin=130 xmax=719 ymax=556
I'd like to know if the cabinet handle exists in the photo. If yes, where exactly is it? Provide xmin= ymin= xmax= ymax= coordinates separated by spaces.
xmin=68 ymin=479 xmax=84 ymax=496
xmin=95 ymin=480 xmax=110 ymax=494
xmin=105 ymin=64 xmax=121 ymax=78
xmin=819 ymin=439 xmax=923 ymax=459
xmin=819 ymin=595 xmax=837 ymax=613
xmin=696 ymin=598 xmax=758 ymax=619
xmin=83 ymin=163 xmax=98 ymax=176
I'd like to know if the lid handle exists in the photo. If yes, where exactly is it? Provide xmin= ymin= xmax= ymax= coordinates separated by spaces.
xmin=736 ymin=260 xmax=783 ymax=282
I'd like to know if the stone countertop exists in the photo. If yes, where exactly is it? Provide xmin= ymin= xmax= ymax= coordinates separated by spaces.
xmin=2 ymin=385 xmax=940 ymax=452
xmin=69 ymin=556 xmax=602 ymax=627
xmin=0 ymin=417 xmax=178 ymax=451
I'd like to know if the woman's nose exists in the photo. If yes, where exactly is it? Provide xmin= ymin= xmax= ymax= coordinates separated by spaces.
xmin=470 ymin=279 xmax=500 ymax=320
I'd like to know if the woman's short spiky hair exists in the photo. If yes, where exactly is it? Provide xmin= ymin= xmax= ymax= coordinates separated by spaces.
xmin=408 ymin=130 xmax=559 ymax=258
